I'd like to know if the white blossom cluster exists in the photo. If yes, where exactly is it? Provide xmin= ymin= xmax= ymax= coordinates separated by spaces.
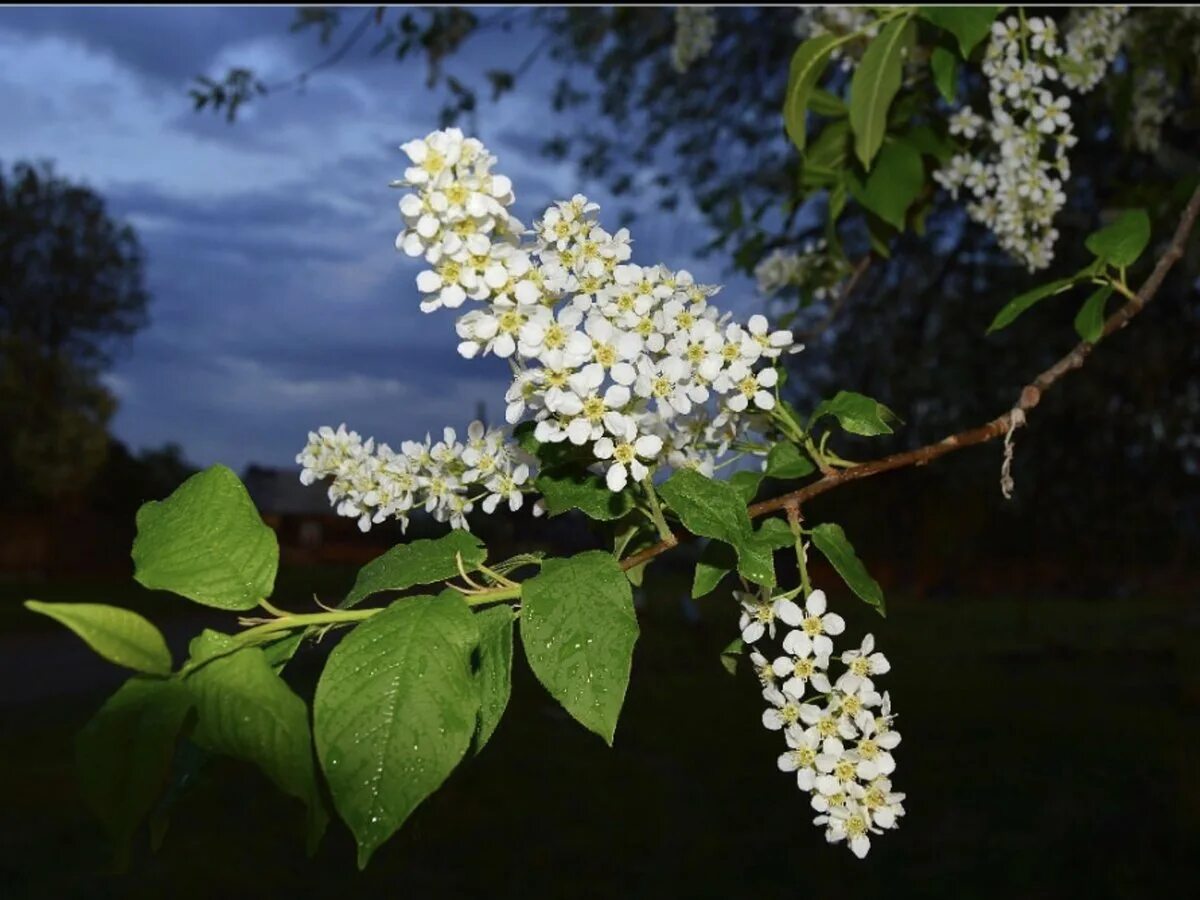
xmin=792 ymin=7 xmax=877 ymax=71
xmin=671 ymin=6 xmax=717 ymax=74
xmin=738 ymin=588 xmax=905 ymax=858
xmin=754 ymin=239 xmax=842 ymax=302
xmin=1059 ymin=6 xmax=1128 ymax=93
xmin=1128 ymin=67 xmax=1172 ymax=154
xmin=297 ymin=421 xmax=532 ymax=533
xmin=934 ymin=15 xmax=1079 ymax=271
xmin=298 ymin=128 xmax=801 ymax=530
xmin=933 ymin=13 xmax=1125 ymax=272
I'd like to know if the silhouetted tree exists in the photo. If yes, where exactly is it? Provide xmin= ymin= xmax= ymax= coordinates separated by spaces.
xmin=0 ymin=160 xmax=151 ymax=504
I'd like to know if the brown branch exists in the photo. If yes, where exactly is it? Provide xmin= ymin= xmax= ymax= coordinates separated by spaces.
xmin=621 ymin=186 xmax=1200 ymax=572
xmin=796 ymin=254 xmax=872 ymax=341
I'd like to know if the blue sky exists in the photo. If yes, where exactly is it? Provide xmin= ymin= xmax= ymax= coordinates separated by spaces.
xmin=0 ymin=7 xmax=764 ymax=472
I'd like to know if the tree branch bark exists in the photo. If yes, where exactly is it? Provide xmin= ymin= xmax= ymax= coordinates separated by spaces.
xmin=621 ymin=186 xmax=1200 ymax=572
xmin=796 ymin=254 xmax=872 ymax=342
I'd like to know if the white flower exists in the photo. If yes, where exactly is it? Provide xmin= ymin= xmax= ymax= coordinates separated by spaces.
xmin=779 ymin=589 xmax=846 ymax=659
xmin=850 ymin=714 xmax=901 ymax=780
xmin=592 ymin=424 xmax=662 ymax=491
xmin=715 ymin=362 xmax=778 ymax=412
xmin=762 ymin=689 xmax=803 ymax=732
xmin=482 ymin=463 xmax=530 ymax=514
xmin=778 ymin=726 xmax=823 ymax=791
xmin=738 ymin=592 xmax=787 ymax=643
xmin=771 ymin=651 xmax=832 ymax=700
xmin=837 ymin=633 xmax=891 ymax=694
xmin=746 ymin=314 xmax=795 ymax=359
xmin=547 ymin=362 xmax=631 ymax=445
xmin=857 ymin=775 xmax=907 ymax=830
xmin=815 ymin=800 xmax=879 ymax=858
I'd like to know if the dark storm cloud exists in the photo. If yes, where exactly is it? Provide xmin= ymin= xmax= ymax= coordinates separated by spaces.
xmin=0 ymin=6 xmax=291 ymax=86
xmin=0 ymin=6 xmax=759 ymax=472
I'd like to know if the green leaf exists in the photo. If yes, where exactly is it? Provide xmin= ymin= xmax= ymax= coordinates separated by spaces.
xmin=765 ymin=442 xmax=816 ymax=479
xmin=692 ymin=540 xmax=736 ymax=599
xmin=1074 ymin=285 xmax=1113 ymax=343
xmin=314 ymin=593 xmax=479 ymax=868
xmin=919 ymin=7 xmax=1002 ymax=57
xmin=811 ymin=391 xmax=901 ymax=436
xmin=262 ymin=632 xmax=304 ymax=672
xmin=986 ymin=277 xmax=1079 ymax=334
xmin=658 ymin=468 xmax=775 ymax=587
xmin=802 ymin=119 xmax=851 ymax=189
xmin=849 ymin=15 xmax=915 ymax=168
xmin=76 ymin=677 xmax=193 ymax=862
xmin=931 ymin=45 xmax=958 ymax=102
xmin=720 ymin=638 xmax=745 ymax=676
xmin=25 ymin=601 xmax=171 ymax=675
xmin=851 ymin=138 xmax=924 ymax=229
xmin=810 ymin=523 xmax=885 ymax=615
xmin=729 ymin=469 xmax=765 ymax=503
xmin=809 ymin=87 xmax=847 ymax=118
xmin=342 ymin=531 xmax=486 ymax=608
xmin=131 ymin=465 xmax=277 ymax=611
xmin=613 ymin=520 xmax=656 ymax=587
xmin=784 ymin=34 xmax=841 ymax=151
xmin=471 ymin=604 xmax=514 ymax=754
xmin=754 ymin=517 xmax=796 ymax=551
xmin=520 ymin=551 xmax=639 ymax=745
xmin=185 ymin=632 xmax=327 ymax=852
xmin=1085 ymin=209 xmax=1151 ymax=267
xmin=904 ymin=124 xmax=956 ymax=163
xmin=535 ymin=467 xmax=635 ymax=521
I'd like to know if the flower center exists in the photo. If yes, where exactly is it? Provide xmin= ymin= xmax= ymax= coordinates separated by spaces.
xmin=498 ymin=310 xmax=524 ymax=334
xmin=803 ymin=615 xmax=823 ymax=636
xmin=424 ymin=149 xmax=446 ymax=174
xmin=613 ymin=442 xmax=637 ymax=464
xmin=845 ymin=814 xmax=867 ymax=838
xmin=582 ymin=396 xmax=607 ymax=422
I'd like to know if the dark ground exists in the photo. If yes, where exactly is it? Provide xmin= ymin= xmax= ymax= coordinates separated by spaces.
xmin=1 ymin=561 xmax=1198 ymax=899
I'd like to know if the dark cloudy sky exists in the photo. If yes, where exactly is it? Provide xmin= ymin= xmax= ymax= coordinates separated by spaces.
xmin=0 ymin=6 xmax=769 ymax=472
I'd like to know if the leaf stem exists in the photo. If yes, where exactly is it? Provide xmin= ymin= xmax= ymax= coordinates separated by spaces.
xmin=238 ymin=608 xmax=381 ymax=643
xmin=258 ymin=597 xmax=290 ymax=617
xmin=641 ymin=476 xmax=676 ymax=543
xmin=786 ymin=505 xmax=813 ymax=597
xmin=1107 ymin=275 xmax=1137 ymax=302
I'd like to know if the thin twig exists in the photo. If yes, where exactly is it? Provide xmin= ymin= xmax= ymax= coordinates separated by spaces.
xmin=267 ymin=9 xmax=377 ymax=93
xmin=796 ymin=254 xmax=871 ymax=341
xmin=620 ymin=186 xmax=1200 ymax=572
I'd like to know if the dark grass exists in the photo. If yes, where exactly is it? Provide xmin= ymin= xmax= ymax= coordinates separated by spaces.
xmin=1 ymin=566 xmax=1198 ymax=899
